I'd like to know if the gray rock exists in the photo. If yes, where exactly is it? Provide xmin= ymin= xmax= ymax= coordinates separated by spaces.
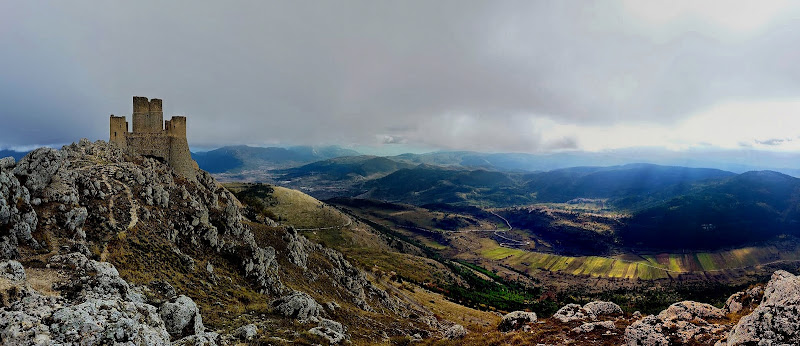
xmin=0 ymin=260 xmax=25 ymax=281
xmin=624 ymin=301 xmax=728 ymax=345
xmin=158 ymin=295 xmax=205 ymax=338
xmin=174 ymin=332 xmax=219 ymax=345
xmin=444 ymin=324 xmax=468 ymax=339
xmin=309 ymin=318 xmax=347 ymax=344
xmin=553 ymin=303 xmax=590 ymax=323
xmin=235 ymin=324 xmax=258 ymax=340
xmin=572 ymin=320 xmax=616 ymax=333
xmin=0 ymin=157 xmax=14 ymax=170
xmin=554 ymin=301 xmax=622 ymax=323
xmin=727 ymin=270 xmax=800 ymax=345
xmin=583 ymin=301 xmax=623 ymax=317
xmin=273 ymin=291 xmax=323 ymax=321
xmin=49 ymin=297 xmax=171 ymax=345
xmin=12 ymin=147 xmax=63 ymax=195
xmin=498 ymin=311 xmax=537 ymax=331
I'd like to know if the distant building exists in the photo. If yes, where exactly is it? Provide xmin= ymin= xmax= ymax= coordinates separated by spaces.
xmin=110 ymin=96 xmax=198 ymax=178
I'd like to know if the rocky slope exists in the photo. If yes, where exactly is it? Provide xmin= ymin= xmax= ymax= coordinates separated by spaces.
xmin=0 ymin=140 xmax=455 ymax=344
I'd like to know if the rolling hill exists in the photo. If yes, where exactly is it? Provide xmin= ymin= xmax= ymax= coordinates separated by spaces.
xmin=192 ymin=145 xmax=360 ymax=173
xmin=621 ymin=170 xmax=800 ymax=250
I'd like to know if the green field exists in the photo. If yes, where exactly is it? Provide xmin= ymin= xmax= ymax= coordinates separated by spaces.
xmin=476 ymin=238 xmax=800 ymax=280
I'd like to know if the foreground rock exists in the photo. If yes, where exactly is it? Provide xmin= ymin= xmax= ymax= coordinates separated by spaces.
xmin=273 ymin=291 xmax=323 ymax=321
xmin=498 ymin=311 xmax=537 ymax=331
xmin=726 ymin=270 xmax=800 ymax=344
xmin=553 ymin=301 xmax=622 ymax=323
xmin=624 ymin=301 xmax=727 ymax=345
xmin=159 ymin=295 xmax=205 ymax=338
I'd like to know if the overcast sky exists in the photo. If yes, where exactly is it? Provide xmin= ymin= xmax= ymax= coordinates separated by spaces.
xmin=2 ymin=1 xmax=800 ymax=153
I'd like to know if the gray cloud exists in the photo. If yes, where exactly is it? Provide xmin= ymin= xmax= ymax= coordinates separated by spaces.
xmin=2 ymin=1 xmax=800 ymax=152
xmin=756 ymin=138 xmax=791 ymax=146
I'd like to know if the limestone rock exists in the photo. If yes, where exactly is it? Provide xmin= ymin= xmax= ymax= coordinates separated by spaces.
xmin=572 ymin=320 xmax=616 ymax=333
xmin=0 ymin=157 xmax=14 ymax=170
xmin=309 ymin=318 xmax=347 ymax=344
xmin=554 ymin=301 xmax=622 ymax=323
xmin=235 ymin=324 xmax=258 ymax=341
xmin=727 ymin=270 xmax=800 ymax=345
xmin=624 ymin=301 xmax=728 ymax=345
xmin=583 ymin=301 xmax=623 ymax=318
xmin=12 ymin=147 xmax=63 ymax=195
xmin=158 ymin=295 xmax=205 ymax=338
xmin=498 ymin=311 xmax=537 ymax=331
xmin=0 ymin=260 xmax=25 ymax=281
xmin=444 ymin=324 xmax=468 ymax=339
xmin=273 ymin=291 xmax=323 ymax=321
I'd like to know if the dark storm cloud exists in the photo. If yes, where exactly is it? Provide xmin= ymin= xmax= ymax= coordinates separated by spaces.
xmin=2 ymin=1 xmax=800 ymax=151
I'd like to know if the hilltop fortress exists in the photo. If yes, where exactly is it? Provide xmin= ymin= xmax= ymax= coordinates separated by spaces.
xmin=109 ymin=96 xmax=198 ymax=178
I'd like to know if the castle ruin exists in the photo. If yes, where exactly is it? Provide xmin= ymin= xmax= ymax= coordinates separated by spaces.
xmin=110 ymin=96 xmax=198 ymax=178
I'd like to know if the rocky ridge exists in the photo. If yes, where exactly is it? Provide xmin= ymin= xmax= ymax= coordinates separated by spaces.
xmin=0 ymin=140 xmax=430 ymax=344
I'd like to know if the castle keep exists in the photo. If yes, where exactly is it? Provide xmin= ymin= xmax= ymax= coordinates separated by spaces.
xmin=110 ymin=96 xmax=198 ymax=178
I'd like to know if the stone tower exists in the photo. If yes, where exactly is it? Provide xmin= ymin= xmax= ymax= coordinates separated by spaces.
xmin=109 ymin=96 xmax=199 ymax=179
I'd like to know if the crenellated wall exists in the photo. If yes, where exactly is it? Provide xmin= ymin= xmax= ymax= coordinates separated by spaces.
xmin=109 ymin=96 xmax=197 ymax=179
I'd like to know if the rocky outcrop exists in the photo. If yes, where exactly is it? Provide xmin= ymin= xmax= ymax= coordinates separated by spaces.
xmin=0 ymin=156 xmax=38 ymax=259
xmin=273 ymin=291 xmax=323 ymax=321
xmin=726 ymin=270 xmax=800 ymax=345
xmin=159 ymin=295 xmax=205 ymax=338
xmin=723 ymin=286 xmax=763 ymax=314
xmin=498 ymin=311 xmax=537 ymax=331
xmin=553 ymin=301 xmax=622 ymax=323
xmin=12 ymin=147 xmax=63 ymax=195
xmin=624 ymin=301 xmax=728 ymax=345
xmin=0 ymin=258 xmax=187 ymax=345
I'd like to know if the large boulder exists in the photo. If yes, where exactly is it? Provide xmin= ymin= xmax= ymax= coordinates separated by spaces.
xmin=158 ymin=295 xmax=205 ymax=338
xmin=272 ymin=291 xmax=323 ymax=321
xmin=727 ymin=270 xmax=800 ymax=344
xmin=0 ymin=260 xmax=25 ymax=281
xmin=498 ymin=311 xmax=537 ymax=331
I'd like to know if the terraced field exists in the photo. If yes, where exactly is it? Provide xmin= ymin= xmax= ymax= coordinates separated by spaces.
xmin=472 ymin=238 xmax=800 ymax=280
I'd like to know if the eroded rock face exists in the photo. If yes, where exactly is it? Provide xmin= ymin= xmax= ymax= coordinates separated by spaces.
xmin=0 ymin=157 xmax=38 ymax=259
xmin=273 ymin=291 xmax=323 ymax=321
xmin=727 ymin=270 xmax=800 ymax=345
xmin=624 ymin=301 xmax=728 ymax=345
xmin=498 ymin=311 xmax=537 ymax=332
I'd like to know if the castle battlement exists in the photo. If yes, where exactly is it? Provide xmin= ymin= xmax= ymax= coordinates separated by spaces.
xmin=109 ymin=96 xmax=198 ymax=178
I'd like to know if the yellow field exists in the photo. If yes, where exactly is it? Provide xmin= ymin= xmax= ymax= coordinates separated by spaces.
xmin=473 ymin=237 xmax=800 ymax=280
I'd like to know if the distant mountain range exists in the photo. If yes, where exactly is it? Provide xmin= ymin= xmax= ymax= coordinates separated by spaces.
xmin=0 ymin=149 xmax=29 ymax=161
xmin=191 ymin=145 xmax=360 ymax=173
xmin=195 ymin=145 xmax=800 ymax=177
